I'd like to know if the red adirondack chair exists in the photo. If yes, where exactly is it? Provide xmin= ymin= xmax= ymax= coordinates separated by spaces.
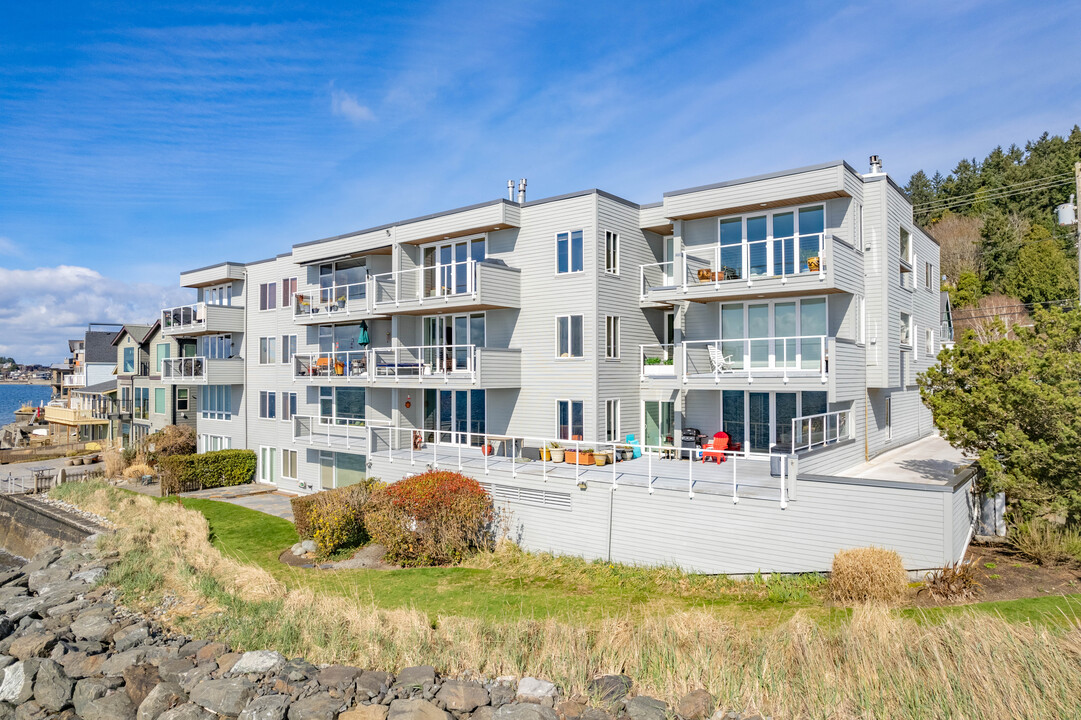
xmin=702 ymin=433 xmax=729 ymax=463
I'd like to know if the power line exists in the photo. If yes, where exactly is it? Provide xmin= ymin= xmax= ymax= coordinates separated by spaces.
xmin=916 ymin=175 xmax=1074 ymax=213
xmin=950 ymin=298 xmax=1078 ymax=322
xmin=914 ymin=172 xmax=1073 ymax=208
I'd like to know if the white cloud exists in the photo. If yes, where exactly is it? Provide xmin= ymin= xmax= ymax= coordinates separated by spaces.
xmin=0 ymin=237 xmax=22 ymax=258
xmin=331 ymin=87 xmax=375 ymax=124
xmin=0 ymin=265 xmax=191 ymax=364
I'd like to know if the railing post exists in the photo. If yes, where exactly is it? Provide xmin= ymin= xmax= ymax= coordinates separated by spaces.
xmin=780 ymin=454 xmax=788 ymax=509
xmin=647 ymin=450 xmax=653 ymax=494
xmin=484 ymin=434 xmax=489 ymax=475
xmin=688 ymin=451 xmax=694 ymax=499
xmin=732 ymin=455 xmax=738 ymax=504
xmin=611 ymin=442 xmax=617 ymax=489
xmin=819 ymin=234 xmax=826 ymax=280
xmin=575 ymin=440 xmax=580 ymax=483
xmin=458 ymin=443 xmax=462 ymax=471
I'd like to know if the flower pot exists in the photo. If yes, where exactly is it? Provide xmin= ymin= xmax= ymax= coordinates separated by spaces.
xmin=807 ymin=256 xmax=820 ymax=272
xmin=550 ymin=448 xmax=565 ymax=463
xmin=541 ymin=448 xmax=552 ymax=462
xmin=482 ymin=444 xmax=494 ymax=456
xmin=595 ymin=453 xmax=608 ymax=467
xmin=622 ymin=450 xmax=633 ymax=461
xmin=565 ymin=451 xmax=595 ymax=465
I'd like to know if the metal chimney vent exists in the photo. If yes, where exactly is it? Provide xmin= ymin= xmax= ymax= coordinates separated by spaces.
xmin=517 ymin=178 xmax=527 ymax=204
xmin=869 ymin=155 xmax=882 ymax=174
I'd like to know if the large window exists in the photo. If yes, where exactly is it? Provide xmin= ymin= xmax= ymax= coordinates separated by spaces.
xmin=259 ymin=282 xmax=278 ymax=310
xmin=281 ymin=335 xmax=297 ymax=364
xmin=200 ymin=385 xmax=232 ymax=420
xmin=605 ymin=316 xmax=620 ymax=359
xmin=604 ymin=231 xmax=619 ymax=274
xmin=199 ymin=434 xmax=231 ymax=452
xmin=899 ymin=227 xmax=915 ymax=290
xmin=556 ymin=315 xmax=583 ymax=358
xmin=557 ymin=400 xmax=584 ymax=440
xmin=319 ymin=386 xmax=365 ymax=425
xmin=205 ymin=283 xmax=232 ymax=306
xmin=281 ymin=392 xmax=297 ymax=422
xmin=154 ymin=387 xmax=165 ymax=415
xmin=200 ymin=334 xmax=232 ymax=359
xmin=259 ymin=391 xmax=276 ymax=419
xmin=319 ymin=451 xmax=366 ymax=489
xmin=176 ymin=388 xmax=189 ymax=411
xmin=155 ymin=343 xmax=170 ymax=373
xmin=259 ymin=337 xmax=276 ymax=364
xmin=605 ymin=399 xmax=620 ymax=442
xmin=123 ymin=346 xmax=134 ymax=373
xmin=716 ymin=205 xmax=825 ymax=281
xmin=133 ymin=387 xmax=149 ymax=419
xmin=718 ymin=297 xmax=827 ymax=371
xmin=281 ymin=449 xmax=298 ymax=480
xmin=721 ymin=390 xmax=829 ymax=452
xmin=556 ymin=230 xmax=584 ymax=274
xmin=281 ymin=277 xmax=297 ymax=307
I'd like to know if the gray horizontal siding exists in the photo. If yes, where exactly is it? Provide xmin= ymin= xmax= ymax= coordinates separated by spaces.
xmin=475 ymin=263 xmax=522 ymax=308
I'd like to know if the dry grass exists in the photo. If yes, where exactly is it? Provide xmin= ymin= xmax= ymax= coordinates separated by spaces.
xmin=58 ymin=482 xmax=1081 ymax=719
xmin=103 ymin=449 xmax=127 ymax=479
xmin=122 ymin=463 xmax=156 ymax=480
xmin=830 ymin=547 xmax=909 ymax=605
xmin=1009 ymin=520 xmax=1081 ymax=567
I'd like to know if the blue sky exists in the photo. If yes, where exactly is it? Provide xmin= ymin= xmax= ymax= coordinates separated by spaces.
xmin=1 ymin=0 xmax=1079 ymax=362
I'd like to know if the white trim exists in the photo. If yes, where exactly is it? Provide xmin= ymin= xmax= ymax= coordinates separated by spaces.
xmin=555 ymin=229 xmax=585 ymax=275
xmin=604 ymin=230 xmax=620 ymax=275
xmin=555 ymin=314 xmax=585 ymax=359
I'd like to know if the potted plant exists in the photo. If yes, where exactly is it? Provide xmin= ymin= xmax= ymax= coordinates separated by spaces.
xmin=620 ymin=445 xmax=634 ymax=461
xmin=595 ymin=450 xmax=609 ymax=466
xmin=566 ymin=447 xmax=595 ymax=465
xmin=336 ymin=294 xmax=346 ymax=310
xmin=807 ymin=256 xmax=820 ymax=272
xmin=545 ymin=442 xmax=564 ymax=463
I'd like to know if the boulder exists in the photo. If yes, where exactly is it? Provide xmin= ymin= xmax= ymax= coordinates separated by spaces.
xmin=280 ymin=659 xmax=318 ymax=682
xmin=580 ymin=709 xmax=613 ymax=720
xmin=587 ymin=676 xmax=631 ymax=703
xmin=676 ymin=690 xmax=712 ymax=720
xmin=0 ymin=661 xmax=37 ymax=704
xmin=71 ymin=615 xmax=118 ymax=643
xmin=27 ymin=568 xmax=70 ymax=594
xmin=287 ymin=692 xmax=342 ymax=720
xmin=357 ymin=671 xmax=391 ymax=697
xmin=230 ymin=650 xmax=286 ymax=676
xmin=238 ymin=694 xmax=291 ymax=720
xmin=9 ymin=633 xmax=56 ymax=661
xmin=71 ymin=567 xmax=108 ymax=584
xmin=177 ymin=641 xmax=208 ymax=659
xmin=64 ymin=651 xmax=108 ymax=678
xmin=137 ymin=681 xmax=188 ymax=720
xmin=114 ymin=624 xmax=150 ymax=652
xmin=473 ymin=707 xmax=495 ymax=720
xmin=32 ymin=658 xmax=73 ymax=712
xmin=488 ymin=684 xmax=515 ymax=708
xmin=189 ymin=677 xmax=256 ymax=716
xmin=555 ymin=701 xmax=586 ymax=720
xmin=158 ymin=702 xmax=216 ymax=720
xmin=123 ymin=663 xmax=162 ymax=706
xmin=394 ymin=666 xmax=436 ymax=689
xmin=388 ymin=699 xmax=451 ymax=720
xmin=12 ymin=699 xmax=45 ymax=720
xmin=0 ymin=596 xmax=43 ymax=622
xmin=341 ymin=705 xmax=389 ymax=720
xmin=21 ymin=547 xmax=62 ymax=574
xmin=101 ymin=648 xmax=148 ymax=677
xmin=194 ymin=643 xmax=227 ymax=664
xmin=516 ymin=678 xmax=558 ymax=704
xmin=436 ymin=680 xmax=489 ymax=712
xmin=73 ymin=677 xmax=123 ymax=715
xmin=82 ymin=690 xmax=138 ymax=720
xmin=300 ymin=541 xmax=317 ymax=554
xmin=317 ymin=665 xmax=363 ymax=690
xmin=157 ymin=658 xmax=196 ymax=685
xmin=624 ymin=697 xmax=667 ymax=720
xmin=47 ymin=599 xmax=89 ymax=618
xmin=494 ymin=705 xmax=559 ymax=720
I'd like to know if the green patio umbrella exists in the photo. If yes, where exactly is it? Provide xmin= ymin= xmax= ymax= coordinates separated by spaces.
xmin=358 ymin=320 xmax=370 ymax=346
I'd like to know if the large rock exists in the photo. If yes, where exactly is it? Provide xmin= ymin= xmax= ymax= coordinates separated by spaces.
xmin=287 ymin=692 xmax=341 ymax=720
xmin=341 ymin=705 xmax=389 ymax=720
xmin=8 ymin=632 xmax=55 ymax=661
xmin=194 ymin=643 xmax=228 ymax=664
xmin=82 ymin=690 xmax=138 ymax=720
xmin=437 ymin=680 xmax=489 ymax=712
xmin=64 ymin=651 xmax=107 ymax=678
xmin=230 ymin=650 xmax=286 ymax=676
xmin=32 ymin=658 xmax=73 ymax=712
xmin=27 ymin=568 xmax=70 ymax=594
xmin=394 ymin=666 xmax=436 ymax=688
xmin=73 ymin=677 xmax=123 ymax=715
xmin=494 ymin=705 xmax=559 ymax=720
xmin=72 ymin=567 xmax=108 ymax=584
xmin=158 ymin=702 xmax=216 ymax=720
xmin=0 ymin=596 xmax=45 ymax=622
xmin=488 ymin=683 xmax=515 ymax=708
xmin=280 ymin=659 xmax=319 ymax=683
xmin=101 ymin=648 xmax=148 ymax=677
xmin=317 ymin=665 xmax=363 ymax=690
xmin=676 ymin=690 xmax=712 ymax=720
xmin=587 ymin=675 xmax=631 ymax=703
xmin=624 ymin=697 xmax=667 ymax=720
xmin=238 ymin=694 xmax=291 ymax=720
xmin=137 ymin=681 xmax=188 ymax=720
xmin=388 ymin=699 xmax=451 ymax=720
xmin=0 ymin=661 xmax=37 ymax=704
xmin=189 ymin=677 xmax=256 ymax=716
xmin=516 ymin=678 xmax=558 ymax=704
xmin=71 ymin=615 xmax=118 ymax=643
xmin=114 ymin=624 xmax=150 ymax=652
xmin=158 ymin=658 xmax=196 ymax=685
xmin=21 ymin=547 xmax=62 ymax=574
xmin=357 ymin=671 xmax=392 ymax=697
xmin=123 ymin=663 xmax=162 ymax=706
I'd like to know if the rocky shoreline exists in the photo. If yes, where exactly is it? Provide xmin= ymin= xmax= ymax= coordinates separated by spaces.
xmin=0 ymin=541 xmax=771 ymax=720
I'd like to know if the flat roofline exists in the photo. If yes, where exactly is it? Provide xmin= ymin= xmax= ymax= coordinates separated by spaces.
xmin=664 ymin=160 xmax=858 ymax=198
xmin=179 ymin=260 xmax=246 ymax=275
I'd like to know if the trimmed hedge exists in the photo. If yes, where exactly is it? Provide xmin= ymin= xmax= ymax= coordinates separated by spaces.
xmin=291 ymin=481 xmax=380 ymax=556
xmin=160 ymin=449 xmax=257 ymax=495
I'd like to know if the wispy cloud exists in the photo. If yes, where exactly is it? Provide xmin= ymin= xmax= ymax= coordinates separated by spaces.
xmin=331 ymin=86 xmax=375 ymax=124
xmin=0 ymin=237 xmax=22 ymax=258
xmin=0 ymin=265 xmax=191 ymax=364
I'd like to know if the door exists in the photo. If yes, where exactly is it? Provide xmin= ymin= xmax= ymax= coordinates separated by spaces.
xmin=644 ymin=400 xmax=674 ymax=448
xmin=748 ymin=392 xmax=771 ymax=452
xmin=435 ymin=389 xmax=485 ymax=445
xmin=748 ymin=304 xmax=770 ymax=369
xmin=663 ymin=236 xmax=676 ymax=285
xmin=259 ymin=446 xmax=276 ymax=484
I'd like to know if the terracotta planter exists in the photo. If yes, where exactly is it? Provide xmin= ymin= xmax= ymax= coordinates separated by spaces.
xmin=564 ymin=451 xmax=595 ymax=465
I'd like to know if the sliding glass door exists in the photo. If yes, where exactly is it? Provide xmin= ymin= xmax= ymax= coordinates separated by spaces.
xmin=426 ymin=389 xmax=486 ymax=445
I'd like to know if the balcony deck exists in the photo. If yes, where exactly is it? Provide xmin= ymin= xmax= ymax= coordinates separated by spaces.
xmin=161 ymin=303 xmax=244 ymax=337
xmin=161 ymin=357 xmax=243 ymax=385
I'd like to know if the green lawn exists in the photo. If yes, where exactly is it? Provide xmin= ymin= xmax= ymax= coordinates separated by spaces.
xmin=167 ymin=495 xmax=1081 ymax=628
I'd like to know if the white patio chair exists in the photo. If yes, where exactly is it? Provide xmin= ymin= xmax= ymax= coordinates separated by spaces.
xmin=707 ymin=345 xmax=734 ymax=374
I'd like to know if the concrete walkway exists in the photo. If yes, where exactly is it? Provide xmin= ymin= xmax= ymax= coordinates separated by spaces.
xmin=838 ymin=434 xmax=972 ymax=485
xmin=117 ymin=480 xmax=297 ymax=522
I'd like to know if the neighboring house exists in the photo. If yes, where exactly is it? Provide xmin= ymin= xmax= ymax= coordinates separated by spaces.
xmin=940 ymin=291 xmax=955 ymax=349
xmin=112 ymin=324 xmax=154 ymax=447
xmin=44 ymin=324 xmax=124 ymax=444
xmin=164 ymin=159 xmax=975 ymax=574
xmin=135 ymin=321 xmax=199 ymax=439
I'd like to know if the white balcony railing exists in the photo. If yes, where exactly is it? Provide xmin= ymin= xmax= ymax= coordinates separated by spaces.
xmin=293 ymin=280 xmax=368 ymax=320
xmin=162 ymin=302 xmax=206 ymax=333
xmin=640 ymin=344 xmax=677 ymax=378
xmin=161 ymin=356 xmax=206 ymax=382
xmin=640 ymin=233 xmax=827 ymax=297
xmin=791 ymin=409 xmax=852 ymax=453
xmin=370 ymin=259 xmax=477 ymax=308
xmin=62 ymin=373 xmax=86 ymax=387
xmin=292 ymin=415 xmax=390 ymax=449
xmin=681 ymin=336 xmax=828 ymax=383
xmin=293 ymin=345 xmax=478 ymax=383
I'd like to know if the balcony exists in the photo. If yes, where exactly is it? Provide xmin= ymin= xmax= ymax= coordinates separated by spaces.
xmin=640 ymin=234 xmax=863 ymax=305
xmin=161 ymin=302 xmax=244 ymax=337
xmin=369 ymin=259 xmax=520 ymax=315
xmin=292 ymin=415 xmax=388 ymax=451
xmin=641 ymin=336 xmax=831 ymax=389
xmin=43 ymin=406 xmax=109 ymax=426
xmin=293 ymin=280 xmax=379 ymax=325
xmin=791 ymin=409 xmax=853 ymax=453
xmin=293 ymin=345 xmax=521 ymax=388
xmin=62 ymin=373 xmax=86 ymax=388
xmin=160 ymin=356 xmax=244 ymax=385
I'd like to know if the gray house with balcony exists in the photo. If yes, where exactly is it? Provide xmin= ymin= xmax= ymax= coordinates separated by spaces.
xmin=165 ymin=159 xmax=972 ymax=574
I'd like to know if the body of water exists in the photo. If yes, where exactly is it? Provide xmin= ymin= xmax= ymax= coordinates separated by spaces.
xmin=0 ymin=384 xmax=53 ymax=426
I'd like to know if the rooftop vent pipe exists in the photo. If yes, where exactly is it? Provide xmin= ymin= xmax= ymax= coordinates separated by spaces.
xmin=507 ymin=180 xmax=515 ymax=201
xmin=869 ymin=155 xmax=882 ymax=174
xmin=518 ymin=178 xmax=527 ymax=204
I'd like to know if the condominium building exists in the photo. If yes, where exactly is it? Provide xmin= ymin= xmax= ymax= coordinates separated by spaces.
xmin=165 ymin=159 xmax=972 ymax=573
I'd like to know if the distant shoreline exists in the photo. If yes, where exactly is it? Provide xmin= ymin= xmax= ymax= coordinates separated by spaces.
xmin=0 ymin=380 xmax=51 ymax=386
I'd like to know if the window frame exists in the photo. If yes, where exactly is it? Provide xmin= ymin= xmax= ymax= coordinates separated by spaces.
xmin=556 ymin=399 xmax=585 ymax=441
xmin=155 ymin=343 xmax=171 ymax=374
xmin=604 ymin=315 xmax=620 ymax=360
xmin=281 ymin=448 xmax=298 ymax=480
xmin=259 ymin=337 xmax=276 ymax=365
xmin=555 ymin=229 xmax=584 ymax=275
xmin=925 ymin=261 xmax=933 ymax=290
xmin=176 ymin=388 xmax=189 ymax=412
xmin=281 ymin=277 xmax=297 ymax=307
xmin=280 ymin=334 xmax=297 ymax=365
xmin=259 ymin=390 xmax=276 ymax=420
xmin=605 ymin=399 xmax=620 ymax=443
xmin=280 ymin=391 xmax=297 ymax=422
xmin=604 ymin=230 xmax=619 ymax=275
xmin=153 ymin=387 xmax=166 ymax=415
xmin=259 ymin=282 xmax=278 ymax=311
xmin=555 ymin=314 xmax=584 ymax=359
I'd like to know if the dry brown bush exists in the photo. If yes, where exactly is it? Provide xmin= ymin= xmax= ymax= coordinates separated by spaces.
xmin=927 ymin=212 xmax=982 ymax=284
xmin=122 ymin=463 xmax=156 ymax=480
xmin=830 ymin=547 xmax=908 ymax=604
xmin=103 ymin=449 xmax=127 ymax=479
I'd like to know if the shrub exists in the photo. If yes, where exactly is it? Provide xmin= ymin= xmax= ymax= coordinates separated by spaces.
xmin=85 ymin=442 xmax=101 ymax=452
xmin=143 ymin=425 xmax=196 ymax=462
xmin=160 ymin=449 xmax=256 ymax=495
xmin=829 ymin=547 xmax=908 ymax=604
xmin=919 ymin=560 xmax=982 ymax=601
xmin=1009 ymin=520 xmax=1081 ymax=566
xmin=292 ymin=482 xmax=378 ymax=541
xmin=306 ymin=483 xmax=377 ymax=556
xmin=122 ymin=463 xmax=156 ymax=480
xmin=365 ymin=470 xmax=494 ymax=566
xmin=103 ymin=449 xmax=127 ymax=479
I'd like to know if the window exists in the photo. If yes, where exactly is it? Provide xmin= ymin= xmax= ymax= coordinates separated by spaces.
xmin=280 ymin=335 xmax=297 ymax=364
xmin=281 ymin=392 xmax=297 ymax=421
xmin=855 ymin=203 xmax=864 ymax=251
xmin=134 ymin=387 xmax=149 ymax=419
xmin=155 ymin=343 xmax=170 ymax=373
xmin=556 ymin=230 xmax=584 ymax=274
xmin=604 ymin=316 xmax=620 ymax=359
xmin=556 ymin=315 xmax=584 ymax=358
xmin=123 ymin=346 xmax=134 ymax=374
xmin=320 ymin=386 xmax=365 ymax=425
xmin=282 ymin=449 xmax=298 ymax=480
xmin=605 ymin=399 xmax=620 ymax=442
xmin=200 ymin=385 xmax=231 ymax=420
xmin=925 ymin=328 xmax=935 ymax=357
xmin=259 ymin=337 xmax=276 ymax=364
xmin=319 ymin=450 xmax=366 ymax=489
xmin=176 ymin=388 xmax=189 ymax=411
xmin=885 ymin=397 xmax=892 ymax=440
xmin=259 ymin=282 xmax=278 ymax=311
xmin=200 ymin=334 xmax=233 ymax=359
xmin=604 ymin=231 xmax=619 ymax=274
xmin=281 ymin=277 xmax=297 ymax=307
xmin=557 ymin=400 xmax=584 ymax=441
xmin=900 ymin=227 xmax=913 ymax=265
xmin=154 ymin=387 xmax=165 ymax=415
xmin=925 ymin=262 xmax=933 ymax=290
xmin=205 ymin=283 xmax=232 ymax=306
xmin=900 ymin=313 xmax=912 ymax=347
xmin=199 ymin=434 xmax=231 ymax=452
xmin=259 ymin=446 xmax=276 ymax=483
xmin=259 ymin=391 xmax=276 ymax=419
xmin=854 ymin=296 xmax=866 ymax=345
